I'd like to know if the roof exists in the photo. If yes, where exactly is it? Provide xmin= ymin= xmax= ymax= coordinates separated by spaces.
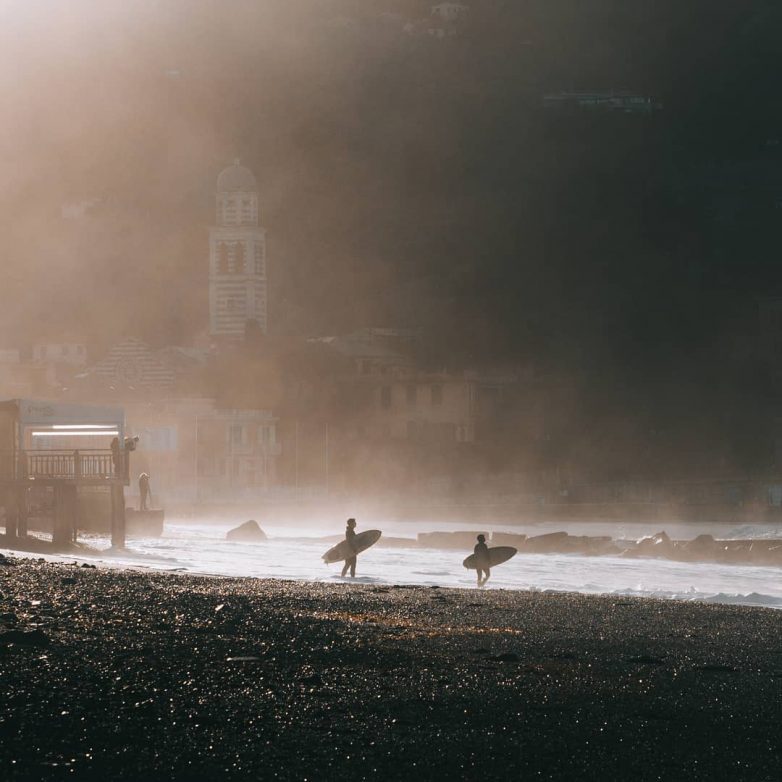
xmin=0 ymin=398 xmax=124 ymax=426
xmin=217 ymin=160 xmax=257 ymax=192
xmin=81 ymin=337 xmax=175 ymax=389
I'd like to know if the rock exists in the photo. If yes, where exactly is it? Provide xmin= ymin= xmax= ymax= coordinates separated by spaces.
xmin=81 ymin=563 xmax=96 ymax=569
xmin=637 ymin=531 xmax=673 ymax=557
xmin=225 ymin=520 xmax=267 ymax=542
xmin=491 ymin=532 xmax=527 ymax=547
xmin=588 ymin=539 xmax=622 ymax=557
xmin=0 ymin=553 xmax=15 ymax=566
xmin=61 ymin=577 xmax=77 ymax=585
xmin=0 ymin=612 xmax=18 ymax=625
xmin=746 ymin=541 xmax=782 ymax=566
xmin=0 ymin=628 xmax=50 ymax=647
xmin=523 ymin=532 xmax=569 ymax=554
xmin=681 ymin=534 xmax=717 ymax=561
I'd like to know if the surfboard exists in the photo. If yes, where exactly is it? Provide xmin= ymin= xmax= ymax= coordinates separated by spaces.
xmin=322 ymin=530 xmax=382 ymax=564
xmin=462 ymin=546 xmax=517 ymax=570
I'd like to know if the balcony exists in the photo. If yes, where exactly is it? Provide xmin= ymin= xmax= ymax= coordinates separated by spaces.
xmin=12 ymin=450 xmax=127 ymax=483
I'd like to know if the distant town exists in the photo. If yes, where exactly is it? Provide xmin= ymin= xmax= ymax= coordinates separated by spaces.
xmin=3 ymin=155 xmax=782 ymax=523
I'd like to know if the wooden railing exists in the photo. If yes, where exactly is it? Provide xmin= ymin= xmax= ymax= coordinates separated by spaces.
xmin=20 ymin=450 xmax=122 ymax=481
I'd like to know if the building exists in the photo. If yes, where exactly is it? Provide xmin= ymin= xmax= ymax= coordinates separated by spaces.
xmin=431 ymin=3 xmax=469 ymax=22
xmin=308 ymin=328 xmax=418 ymax=378
xmin=209 ymin=160 xmax=267 ymax=339
xmin=346 ymin=370 xmax=516 ymax=445
xmin=124 ymin=398 xmax=280 ymax=507
xmin=0 ymin=399 xmax=129 ymax=546
xmin=32 ymin=342 xmax=87 ymax=367
xmin=79 ymin=337 xmax=176 ymax=392
xmin=0 ymin=350 xmax=51 ymax=399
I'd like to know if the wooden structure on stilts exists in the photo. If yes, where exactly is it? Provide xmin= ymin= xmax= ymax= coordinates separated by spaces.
xmin=0 ymin=399 xmax=130 ymax=549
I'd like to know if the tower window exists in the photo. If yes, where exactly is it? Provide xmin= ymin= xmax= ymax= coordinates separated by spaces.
xmin=218 ymin=243 xmax=230 ymax=274
xmin=431 ymin=385 xmax=443 ymax=406
xmin=234 ymin=242 xmax=245 ymax=273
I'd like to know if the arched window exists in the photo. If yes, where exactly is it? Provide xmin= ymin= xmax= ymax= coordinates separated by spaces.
xmin=234 ymin=242 xmax=246 ymax=273
xmin=218 ymin=243 xmax=230 ymax=274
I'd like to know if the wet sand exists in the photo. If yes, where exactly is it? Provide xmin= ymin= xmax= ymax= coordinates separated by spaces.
xmin=1 ymin=557 xmax=781 ymax=781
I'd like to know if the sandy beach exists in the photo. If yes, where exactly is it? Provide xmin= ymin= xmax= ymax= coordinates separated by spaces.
xmin=1 ymin=556 xmax=781 ymax=781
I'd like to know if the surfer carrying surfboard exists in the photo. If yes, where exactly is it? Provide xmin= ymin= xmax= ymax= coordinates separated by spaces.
xmin=474 ymin=534 xmax=490 ymax=586
xmin=341 ymin=518 xmax=358 ymax=578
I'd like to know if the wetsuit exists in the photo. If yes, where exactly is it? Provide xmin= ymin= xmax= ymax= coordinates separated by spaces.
xmin=474 ymin=541 xmax=490 ymax=585
xmin=341 ymin=526 xmax=357 ymax=577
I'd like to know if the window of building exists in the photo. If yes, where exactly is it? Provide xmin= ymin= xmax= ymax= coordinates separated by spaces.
xmin=257 ymin=426 xmax=273 ymax=446
xmin=138 ymin=426 xmax=177 ymax=452
xmin=230 ymin=424 xmax=247 ymax=446
xmin=234 ymin=242 xmax=245 ymax=273
xmin=218 ymin=243 xmax=230 ymax=274
xmin=380 ymin=386 xmax=392 ymax=409
xmin=431 ymin=384 xmax=443 ymax=406
xmin=406 ymin=384 xmax=417 ymax=405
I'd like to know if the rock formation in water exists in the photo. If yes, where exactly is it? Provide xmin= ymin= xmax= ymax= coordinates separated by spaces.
xmin=226 ymin=520 xmax=267 ymax=542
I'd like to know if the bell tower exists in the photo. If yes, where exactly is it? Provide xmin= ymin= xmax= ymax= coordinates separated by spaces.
xmin=209 ymin=160 xmax=267 ymax=338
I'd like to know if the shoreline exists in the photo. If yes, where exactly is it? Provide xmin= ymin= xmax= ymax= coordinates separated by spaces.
xmin=3 ymin=539 xmax=782 ymax=612
xmin=2 ymin=556 xmax=781 ymax=780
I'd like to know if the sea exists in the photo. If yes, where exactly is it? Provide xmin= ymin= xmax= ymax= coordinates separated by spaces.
xmin=9 ymin=517 xmax=782 ymax=609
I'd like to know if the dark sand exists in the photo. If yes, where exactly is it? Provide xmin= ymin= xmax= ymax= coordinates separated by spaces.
xmin=1 ymin=557 xmax=781 ymax=781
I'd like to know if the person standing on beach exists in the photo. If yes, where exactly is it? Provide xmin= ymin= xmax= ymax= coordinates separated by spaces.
xmin=110 ymin=437 xmax=121 ymax=477
xmin=341 ymin=518 xmax=358 ymax=578
xmin=138 ymin=473 xmax=151 ymax=511
xmin=474 ymin=534 xmax=490 ymax=586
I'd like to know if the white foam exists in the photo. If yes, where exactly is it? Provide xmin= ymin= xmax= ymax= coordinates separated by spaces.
xmin=4 ymin=518 xmax=782 ymax=609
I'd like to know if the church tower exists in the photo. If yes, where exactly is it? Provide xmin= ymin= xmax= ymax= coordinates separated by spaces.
xmin=209 ymin=160 xmax=267 ymax=338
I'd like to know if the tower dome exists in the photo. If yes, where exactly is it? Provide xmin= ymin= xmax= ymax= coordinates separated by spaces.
xmin=217 ymin=159 xmax=257 ymax=192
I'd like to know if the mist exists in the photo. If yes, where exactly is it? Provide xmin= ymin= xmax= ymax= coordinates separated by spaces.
xmin=2 ymin=1 xmax=782 ymax=500
xmin=3 ymin=7 xmax=782 ymax=778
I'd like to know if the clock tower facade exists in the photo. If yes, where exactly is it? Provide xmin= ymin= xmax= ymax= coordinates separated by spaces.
xmin=208 ymin=160 xmax=267 ymax=338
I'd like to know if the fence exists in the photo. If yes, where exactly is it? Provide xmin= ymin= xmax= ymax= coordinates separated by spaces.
xmin=20 ymin=450 xmax=119 ymax=481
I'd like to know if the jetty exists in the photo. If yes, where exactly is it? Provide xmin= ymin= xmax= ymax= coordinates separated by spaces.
xmin=0 ymin=399 xmax=131 ymax=549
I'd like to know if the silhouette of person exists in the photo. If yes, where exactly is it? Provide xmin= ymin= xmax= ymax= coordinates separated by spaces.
xmin=474 ymin=534 xmax=490 ymax=586
xmin=110 ymin=437 xmax=121 ymax=477
xmin=341 ymin=518 xmax=358 ymax=578
xmin=138 ymin=473 xmax=151 ymax=511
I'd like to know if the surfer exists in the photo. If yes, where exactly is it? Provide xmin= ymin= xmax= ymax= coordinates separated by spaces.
xmin=341 ymin=518 xmax=358 ymax=578
xmin=474 ymin=534 xmax=490 ymax=586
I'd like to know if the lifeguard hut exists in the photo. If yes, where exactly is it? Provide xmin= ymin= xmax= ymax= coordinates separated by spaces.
xmin=0 ymin=399 xmax=131 ymax=548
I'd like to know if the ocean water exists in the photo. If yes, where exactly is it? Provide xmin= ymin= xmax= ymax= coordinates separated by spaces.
xmin=14 ymin=517 xmax=782 ymax=610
